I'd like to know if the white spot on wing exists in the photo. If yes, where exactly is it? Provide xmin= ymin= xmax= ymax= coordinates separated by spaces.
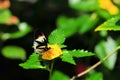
xmin=36 ymin=35 xmax=46 ymax=42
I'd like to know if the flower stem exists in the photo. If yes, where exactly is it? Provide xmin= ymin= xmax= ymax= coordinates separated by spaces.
xmin=49 ymin=60 xmax=54 ymax=80
xmin=70 ymin=46 xmax=120 ymax=80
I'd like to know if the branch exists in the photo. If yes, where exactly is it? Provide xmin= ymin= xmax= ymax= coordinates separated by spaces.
xmin=70 ymin=46 xmax=120 ymax=80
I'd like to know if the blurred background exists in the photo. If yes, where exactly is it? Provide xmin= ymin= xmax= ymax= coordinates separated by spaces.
xmin=0 ymin=0 xmax=120 ymax=80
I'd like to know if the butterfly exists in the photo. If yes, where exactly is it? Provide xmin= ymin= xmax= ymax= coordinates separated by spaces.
xmin=33 ymin=33 xmax=50 ymax=54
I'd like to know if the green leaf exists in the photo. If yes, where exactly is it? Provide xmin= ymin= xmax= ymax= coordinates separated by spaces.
xmin=99 ymin=31 xmax=108 ymax=37
xmin=1 ymin=46 xmax=26 ymax=60
xmin=69 ymin=0 xmax=99 ymax=11
xmin=95 ymin=37 xmax=117 ymax=70
xmin=1 ymin=22 xmax=32 ymax=40
xmin=78 ymin=14 xmax=99 ymax=34
xmin=96 ymin=9 xmax=112 ymax=19
xmin=48 ymin=29 xmax=65 ymax=45
xmin=0 ymin=9 xmax=12 ymax=24
xmin=60 ymin=49 xmax=93 ymax=65
xmin=86 ymin=72 xmax=103 ymax=80
xmin=61 ymin=50 xmax=76 ymax=65
xmin=57 ymin=16 xmax=79 ymax=37
xmin=10 ymin=22 xmax=32 ymax=39
xmin=59 ymin=45 xmax=67 ymax=48
xmin=50 ymin=71 xmax=69 ymax=80
xmin=95 ymin=16 xmax=120 ymax=31
xmin=19 ymin=53 xmax=46 ymax=69
xmin=70 ymin=49 xmax=94 ymax=58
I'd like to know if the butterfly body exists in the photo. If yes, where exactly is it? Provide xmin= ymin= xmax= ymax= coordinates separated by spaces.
xmin=33 ymin=34 xmax=50 ymax=54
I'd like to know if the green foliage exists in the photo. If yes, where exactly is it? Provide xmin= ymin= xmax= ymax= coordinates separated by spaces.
xmin=86 ymin=72 xmax=103 ymax=80
xmin=48 ymin=29 xmax=65 ymax=45
xmin=1 ymin=22 xmax=32 ymax=40
xmin=0 ymin=9 xmax=11 ymax=24
xmin=19 ymin=53 xmax=46 ymax=69
xmin=69 ymin=0 xmax=99 ymax=11
xmin=78 ymin=14 xmax=99 ymax=34
xmin=10 ymin=22 xmax=32 ymax=39
xmin=59 ymin=45 xmax=67 ymax=48
xmin=61 ymin=50 xmax=76 ymax=65
xmin=97 ymin=9 xmax=112 ymax=19
xmin=57 ymin=16 xmax=79 ymax=37
xmin=95 ymin=16 xmax=120 ymax=31
xmin=99 ymin=31 xmax=108 ymax=37
xmin=50 ymin=71 xmax=69 ymax=80
xmin=1 ymin=46 xmax=26 ymax=60
xmin=1 ymin=0 xmax=120 ymax=80
xmin=95 ymin=37 xmax=117 ymax=70
xmin=61 ymin=50 xmax=94 ymax=65
xmin=57 ymin=14 xmax=99 ymax=35
xmin=70 ymin=49 xmax=94 ymax=58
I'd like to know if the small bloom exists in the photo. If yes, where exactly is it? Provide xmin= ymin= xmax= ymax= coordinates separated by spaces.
xmin=6 ymin=16 xmax=19 ymax=25
xmin=0 ymin=0 xmax=10 ymax=9
xmin=42 ymin=44 xmax=62 ymax=60
xmin=99 ymin=0 xmax=119 ymax=15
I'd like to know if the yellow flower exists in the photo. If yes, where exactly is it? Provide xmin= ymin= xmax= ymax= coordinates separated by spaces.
xmin=99 ymin=0 xmax=119 ymax=15
xmin=42 ymin=44 xmax=62 ymax=60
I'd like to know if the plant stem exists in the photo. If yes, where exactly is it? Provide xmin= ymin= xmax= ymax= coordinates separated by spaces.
xmin=70 ymin=46 xmax=120 ymax=80
xmin=49 ymin=60 xmax=54 ymax=80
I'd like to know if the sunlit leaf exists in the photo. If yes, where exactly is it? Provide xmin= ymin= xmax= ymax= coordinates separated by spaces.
xmin=1 ymin=46 xmax=26 ymax=60
xmin=78 ymin=14 xmax=99 ymax=34
xmin=19 ymin=53 xmax=46 ymax=69
xmin=0 ymin=9 xmax=11 ymax=24
xmin=61 ymin=50 xmax=76 ymax=65
xmin=95 ymin=16 xmax=120 ymax=31
xmin=59 ymin=45 xmax=67 ymax=48
xmin=70 ymin=49 xmax=94 ymax=58
xmin=69 ymin=0 xmax=98 ymax=11
xmin=50 ymin=71 xmax=69 ymax=80
xmin=99 ymin=31 xmax=108 ymax=37
xmin=10 ymin=22 xmax=32 ymax=39
xmin=57 ymin=16 xmax=79 ymax=37
xmin=48 ymin=29 xmax=65 ymax=45
xmin=97 ymin=9 xmax=112 ymax=19
xmin=95 ymin=37 xmax=117 ymax=70
xmin=1 ymin=22 xmax=32 ymax=40
xmin=86 ymin=72 xmax=103 ymax=80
